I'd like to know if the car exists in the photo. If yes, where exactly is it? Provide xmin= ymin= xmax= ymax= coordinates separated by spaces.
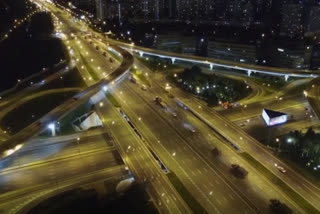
xmin=274 ymin=163 xmax=286 ymax=173
xmin=141 ymin=85 xmax=147 ymax=91
xmin=171 ymin=112 xmax=177 ymax=118
xmin=240 ymin=123 xmax=246 ymax=127
xmin=129 ymin=76 xmax=136 ymax=83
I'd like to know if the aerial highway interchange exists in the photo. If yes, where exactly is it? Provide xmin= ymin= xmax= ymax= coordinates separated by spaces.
xmin=0 ymin=0 xmax=320 ymax=214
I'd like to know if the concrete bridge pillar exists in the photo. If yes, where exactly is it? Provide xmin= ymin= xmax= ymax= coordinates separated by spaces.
xmin=284 ymin=75 xmax=289 ymax=82
xmin=209 ymin=64 xmax=213 ymax=70
xmin=139 ymin=51 xmax=144 ymax=57
xmin=171 ymin=58 xmax=176 ymax=64
xmin=247 ymin=70 xmax=252 ymax=76
xmin=48 ymin=123 xmax=56 ymax=136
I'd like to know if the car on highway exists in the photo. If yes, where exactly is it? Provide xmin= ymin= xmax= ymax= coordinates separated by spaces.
xmin=129 ymin=76 xmax=136 ymax=83
xmin=153 ymin=96 xmax=167 ymax=109
xmin=183 ymin=123 xmax=196 ymax=133
xmin=141 ymin=85 xmax=147 ymax=91
xmin=274 ymin=163 xmax=286 ymax=173
xmin=171 ymin=112 xmax=177 ymax=118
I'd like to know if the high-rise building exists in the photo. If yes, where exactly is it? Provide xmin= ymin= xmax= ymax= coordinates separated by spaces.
xmin=225 ymin=0 xmax=255 ymax=27
xmin=280 ymin=3 xmax=304 ymax=38
xmin=138 ymin=0 xmax=176 ymax=20
xmin=105 ymin=0 xmax=121 ymax=20
xmin=95 ymin=0 xmax=106 ymax=20
xmin=306 ymin=5 xmax=320 ymax=33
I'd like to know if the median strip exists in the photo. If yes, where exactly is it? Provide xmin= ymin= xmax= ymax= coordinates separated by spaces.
xmin=167 ymin=171 xmax=208 ymax=214
xmin=106 ymin=92 xmax=121 ymax=108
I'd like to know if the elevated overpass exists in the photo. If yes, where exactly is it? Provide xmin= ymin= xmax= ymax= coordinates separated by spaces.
xmin=106 ymin=40 xmax=320 ymax=81
xmin=0 ymin=44 xmax=133 ymax=159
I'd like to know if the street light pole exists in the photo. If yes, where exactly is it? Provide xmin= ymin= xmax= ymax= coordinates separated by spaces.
xmin=77 ymin=137 xmax=81 ymax=155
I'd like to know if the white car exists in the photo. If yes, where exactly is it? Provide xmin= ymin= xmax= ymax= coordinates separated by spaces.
xmin=141 ymin=85 xmax=147 ymax=91
xmin=274 ymin=163 xmax=286 ymax=173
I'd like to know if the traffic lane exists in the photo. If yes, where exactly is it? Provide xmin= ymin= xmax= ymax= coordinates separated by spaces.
xmin=102 ymin=108 xmax=190 ymax=214
xmin=0 ymin=166 xmax=127 ymax=213
xmin=232 ymin=101 xmax=311 ymax=123
xmin=133 ymin=60 xmax=305 ymax=212
xmin=0 ymin=134 xmax=113 ymax=170
xmin=234 ymin=105 xmax=319 ymax=141
xmin=218 ymin=95 xmax=304 ymax=120
xmin=76 ymin=36 xmax=118 ymax=73
xmin=160 ymin=96 xmax=303 ymax=213
xmin=57 ymin=14 xmax=189 ymax=213
xmin=25 ymin=128 xmax=110 ymax=148
xmin=113 ymin=82 xmax=257 ymax=214
xmin=112 ymin=88 xmax=225 ymax=213
xmin=0 ymin=149 xmax=123 ymax=194
xmin=22 ymin=4 xmax=182 ymax=212
xmin=98 ymin=99 xmax=191 ymax=214
xmin=175 ymin=90 xmax=320 ymax=211
xmin=121 ymin=77 xmax=300 ymax=213
xmin=307 ymin=77 xmax=320 ymax=119
xmin=71 ymin=37 xmax=121 ymax=84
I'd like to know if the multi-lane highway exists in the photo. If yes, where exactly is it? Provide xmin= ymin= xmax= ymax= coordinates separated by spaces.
xmin=0 ymin=130 xmax=128 ymax=213
xmin=2 ymin=0 xmax=320 ymax=213
xmin=40 ymin=1 xmax=320 ymax=212
xmin=47 ymin=6 xmax=192 ymax=213
xmin=307 ymin=77 xmax=320 ymax=120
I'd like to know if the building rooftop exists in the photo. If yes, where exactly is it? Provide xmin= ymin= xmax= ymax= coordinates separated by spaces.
xmin=263 ymin=108 xmax=287 ymax=118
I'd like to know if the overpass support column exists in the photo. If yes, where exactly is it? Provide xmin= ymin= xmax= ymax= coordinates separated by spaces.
xmin=284 ymin=75 xmax=289 ymax=82
xmin=247 ymin=70 xmax=252 ymax=76
xmin=171 ymin=57 xmax=176 ymax=64
xmin=209 ymin=64 xmax=213 ymax=70
xmin=139 ymin=51 xmax=144 ymax=57
xmin=48 ymin=123 xmax=56 ymax=137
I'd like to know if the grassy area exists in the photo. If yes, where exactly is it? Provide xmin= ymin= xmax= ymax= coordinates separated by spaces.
xmin=106 ymin=92 xmax=121 ymax=108
xmin=1 ymin=91 xmax=78 ymax=134
xmin=79 ymin=53 xmax=99 ymax=81
xmin=167 ymin=171 xmax=208 ymax=214
xmin=130 ymin=67 xmax=151 ymax=86
xmin=41 ymin=68 xmax=87 ymax=91
xmin=240 ymin=152 xmax=320 ymax=214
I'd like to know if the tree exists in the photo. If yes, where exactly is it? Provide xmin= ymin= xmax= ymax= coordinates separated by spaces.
xmin=269 ymin=199 xmax=293 ymax=214
xmin=207 ymin=93 xmax=218 ymax=107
